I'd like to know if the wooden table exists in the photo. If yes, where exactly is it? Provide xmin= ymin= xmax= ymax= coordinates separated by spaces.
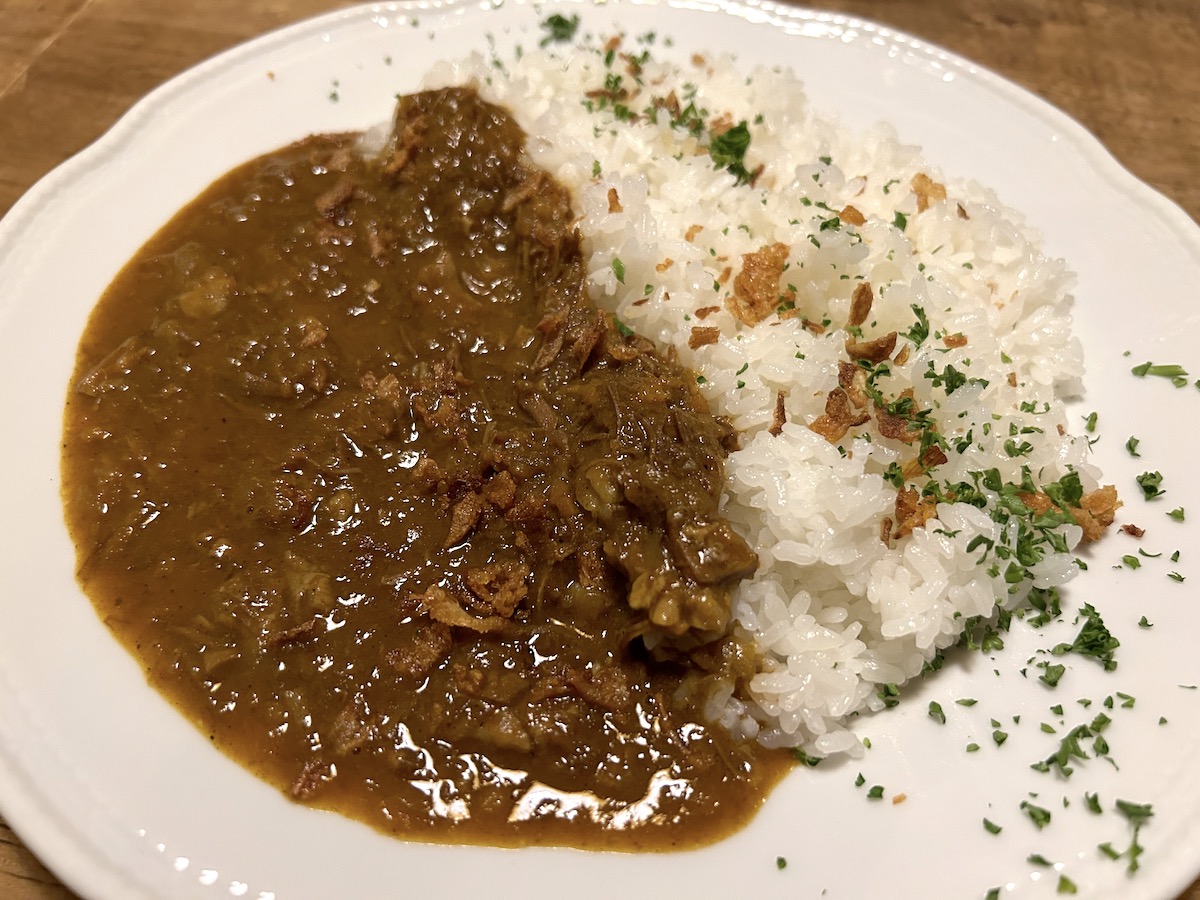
xmin=1 ymin=0 xmax=1197 ymax=897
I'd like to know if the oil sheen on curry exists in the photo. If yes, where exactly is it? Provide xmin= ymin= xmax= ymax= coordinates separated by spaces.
xmin=62 ymin=87 xmax=792 ymax=850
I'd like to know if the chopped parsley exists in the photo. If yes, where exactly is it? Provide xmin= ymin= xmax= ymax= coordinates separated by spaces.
xmin=877 ymin=683 xmax=901 ymax=708
xmin=1136 ymin=471 xmax=1165 ymax=500
xmin=1038 ymin=662 xmax=1067 ymax=687
xmin=611 ymin=257 xmax=626 ymax=284
xmin=539 ymin=13 xmax=580 ymax=46
xmin=1051 ymin=603 xmax=1119 ymax=672
xmin=791 ymin=747 xmax=822 ymax=767
xmin=1032 ymin=716 xmax=1112 ymax=777
xmin=1021 ymin=799 xmax=1052 ymax=829
xmin=1107 ymin=799 xmax=1154 ymax=873
xmin=707 ymin=121 xmax=754 ymax=185
xmin=925 ymin=361 xmax=988 ymax=395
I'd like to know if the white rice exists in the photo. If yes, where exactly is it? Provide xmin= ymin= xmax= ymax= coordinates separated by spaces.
xmin=423 ymin=38 xmax=1100 ymax=756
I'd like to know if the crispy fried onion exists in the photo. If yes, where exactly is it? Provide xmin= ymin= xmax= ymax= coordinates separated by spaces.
xmin=912 ymin=172 xmax=947 ymax=213
xmin=727 ymin=241 xmax=790 ymax=326
xmin=886 ymin=487 xmax=939 ymax=542
xmin=808 ymin=361 xmax=940 ymax=449
xmin=805 ymin=350 xmax=949 ymax=543
xmin=1018 ymin=484 xmax=1122 ymax=543
xmin=847 ymin=281 xmax=874 ymax=328
xmin=808 ymin=364 xmax=873 ymax=443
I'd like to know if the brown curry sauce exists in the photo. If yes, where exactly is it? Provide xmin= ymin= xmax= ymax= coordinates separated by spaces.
xmin=61 ymin=87 xmax=792 ymax=850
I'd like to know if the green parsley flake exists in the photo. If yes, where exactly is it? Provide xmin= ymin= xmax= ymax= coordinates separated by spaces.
xmin=791 ymin=747 xmax=822 ymax=767
xmin=1051 ymin=603 xmax=1119 ymax=672
xmin=1021 ymin=800 xmax=1052 ymax=829
xmin=1039 ymin=662 xmax=1067 ymax=687
xmin=1116 ymin=799 xmax=1154 ymax=827
xmin=1109 ymin=799 xmax=1154 ymax=873
xmin=904 ymin=304 xmax=930 ymax=346
xmin=708 ymin=122 xmax=754 ymax=185
xmin=983 ymin=818 xmax=1002 ymax=835
xmin=866 ymin=785 xmax=884 ymax=800
xmin=1136 ymin=471 xmax=1165 ymax=499
xmin=928 ymin=701 xmax=946 ymax=724
xmin=611 ymin=257 xmax=626 ymax=284
xmin=1169 ymin=507 xmax=1186 ymax=521
xmin=776 ymin=856 xmax=787 ymax=870
xmin=1126 ymin=436 xmax=1141 ymax=457
xmin=539 ymin=13 xmax=580 ymax=46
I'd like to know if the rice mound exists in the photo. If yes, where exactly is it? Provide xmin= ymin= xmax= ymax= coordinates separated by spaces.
xmin=424 ymin=39 xmax=1100 ymax=756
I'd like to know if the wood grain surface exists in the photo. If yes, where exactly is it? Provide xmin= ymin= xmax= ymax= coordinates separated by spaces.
xmin=1 ymin=1 xmax=1196 ymax=897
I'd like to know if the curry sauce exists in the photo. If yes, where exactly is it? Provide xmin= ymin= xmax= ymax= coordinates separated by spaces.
xmin=61 ymin=87 xmax=792 ymax=849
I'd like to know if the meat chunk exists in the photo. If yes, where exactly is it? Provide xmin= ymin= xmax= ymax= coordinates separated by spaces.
xmin=444 ymin=492 xmax=484 ymax=547
xmin=464 ymin=560 xmax=530 ymax=617
xmin=315 ymin=177 xmax=359 ymax=219
xmin=386 ymin=622 xmax=453 ymax=680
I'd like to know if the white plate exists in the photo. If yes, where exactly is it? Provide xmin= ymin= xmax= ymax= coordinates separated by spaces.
xmin=3 ymin=1 xmax=1200 ymax=898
